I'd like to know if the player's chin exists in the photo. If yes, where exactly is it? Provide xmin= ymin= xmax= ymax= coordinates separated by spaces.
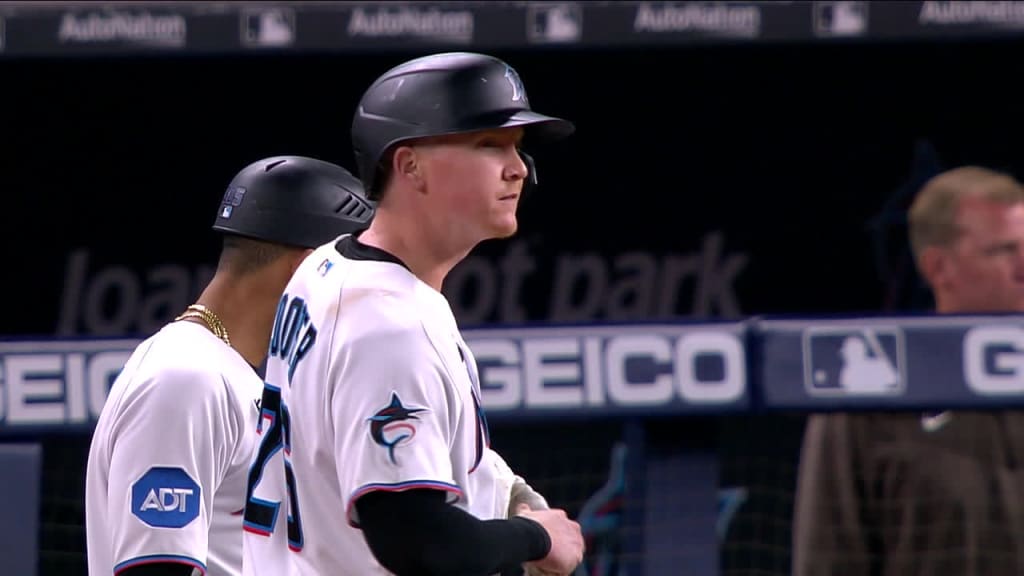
xmin=489 ymin=216 xmax=519 ymax=239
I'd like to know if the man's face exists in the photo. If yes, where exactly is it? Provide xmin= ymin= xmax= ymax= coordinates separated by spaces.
xmin=934 ymin=198 xmax=1024 ymax=313
xmin=414 ymin=126 xmax=527 ymax=243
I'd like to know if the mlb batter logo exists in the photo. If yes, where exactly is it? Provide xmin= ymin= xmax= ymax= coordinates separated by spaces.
xmin=220 ymin=186 xmax=246 ymax=219
xmin=527 ymin=3 xmax=582 ymax=44
xmin=241 ymin=7 xmax=295 ymax=47
xmin=802 ymin=326 xmax=906 ymax=396
xmin=316 ymin=258 xmax=333 ymax=276
xmin=813 ymin=1 xmax=868 ymax=38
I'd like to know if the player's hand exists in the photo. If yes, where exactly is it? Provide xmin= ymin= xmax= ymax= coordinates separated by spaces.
xmin=516 ymin=504 xmax=560 ymax=576
xmin=516 ymin=506 xmax=584 ymax=575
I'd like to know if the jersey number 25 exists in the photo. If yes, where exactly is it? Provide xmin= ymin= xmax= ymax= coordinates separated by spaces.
xmin=244 ymin=383 xmax=304 ymax=551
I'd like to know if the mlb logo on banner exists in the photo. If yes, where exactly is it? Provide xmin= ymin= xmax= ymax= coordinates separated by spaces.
xmin=802 ymin=326 xmax=906 ymax=396
xmin=813 ymin=1 xmax=868 ymax=38
xmin=241 ymin=7 xmax=295 ymax=47
xmin=527 ymin=3 xmax=582 ymax=43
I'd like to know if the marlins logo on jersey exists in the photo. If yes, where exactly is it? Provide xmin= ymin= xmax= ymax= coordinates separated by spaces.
xmin=368 ymin=392 xmax=427 ymax=465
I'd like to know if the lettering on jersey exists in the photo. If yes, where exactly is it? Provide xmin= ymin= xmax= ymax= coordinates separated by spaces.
xmin=458 ymin=341 xmax=490 ymax=473
xmin=131 ymin=467 xmax=200 ymax=528
xmin=368 ymin=392 xmax=427 ymax=465
xmin=468 ymin=388 xmax=488 ymax=473
xmin=246 ymin=383 xmax=304 ymax=550
xmin=270 ymin=294 xmax=317 ymax=384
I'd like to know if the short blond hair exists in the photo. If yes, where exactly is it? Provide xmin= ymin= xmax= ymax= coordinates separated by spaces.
xmin=908 ymin=166 xmax=1024 ymax=260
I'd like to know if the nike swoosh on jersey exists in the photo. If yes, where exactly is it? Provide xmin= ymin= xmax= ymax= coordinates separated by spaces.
xmin=921 ymin=411 xmax=952 ymax=432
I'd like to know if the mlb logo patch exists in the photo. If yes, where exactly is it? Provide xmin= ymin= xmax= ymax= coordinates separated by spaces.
xmin=316 ymin=258 xmax=333 ymax=276
xmin=219 ymin=186 xmax=245 ymax=220
xmin=802 ymin=326 xmax=905 ymax=396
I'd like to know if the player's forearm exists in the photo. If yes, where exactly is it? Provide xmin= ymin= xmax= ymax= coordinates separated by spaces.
xmin=357 ymin=489 xmax=550 ymax=575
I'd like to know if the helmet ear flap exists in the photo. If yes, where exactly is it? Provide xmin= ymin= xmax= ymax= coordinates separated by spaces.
xmin=519 ymin=150 xmax=538 ymax=187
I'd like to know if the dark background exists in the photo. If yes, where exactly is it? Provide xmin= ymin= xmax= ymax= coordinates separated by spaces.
xmin=8 ymin=39 xmax=1021 ymax=338
xmin=5 ymin=28 xmax=1024 ymax=576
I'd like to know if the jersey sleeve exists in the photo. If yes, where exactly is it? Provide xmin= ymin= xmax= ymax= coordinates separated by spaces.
xmin=103 ymin=367 xmax=239 ymax=574
xmin=330 ymin=297 xmax=463 ymax=526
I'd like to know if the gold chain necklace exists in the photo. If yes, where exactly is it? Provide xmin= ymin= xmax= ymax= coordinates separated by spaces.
xmin=174 ymin=304 xmax=231 ymax=346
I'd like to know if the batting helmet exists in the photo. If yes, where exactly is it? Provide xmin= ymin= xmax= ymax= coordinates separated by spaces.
xmin=352 ymin=52 xmax=575 ymax=196
xmin=212 ymin=155 xmax=374 ymax=248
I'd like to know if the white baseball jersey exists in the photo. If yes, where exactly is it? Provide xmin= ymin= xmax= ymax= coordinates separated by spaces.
xmin=243 ymin=236 xmax=516 ymax=576
xmin=86 ymin=321 xmax=264 ymax=576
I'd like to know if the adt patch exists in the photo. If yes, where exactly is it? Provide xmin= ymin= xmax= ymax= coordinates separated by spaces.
xmin=131 ymin=467 xmax=201 ymax=528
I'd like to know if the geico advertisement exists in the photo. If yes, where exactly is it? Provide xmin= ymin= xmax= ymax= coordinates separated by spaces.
xmin=9 ymin=322 xmax=1024 ymax=427
xmin=467 ymin=324 xmax=748 ymax=411
xmin=964 ymin=325 xmax=1024 ymax=396
xmin=0 ymin=325 xmax=748 ymax=428
xmin=0 ymin=340 xmax=137 ymax=428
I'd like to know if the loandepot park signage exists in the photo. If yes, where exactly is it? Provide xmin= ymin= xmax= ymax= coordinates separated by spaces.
xmin=5 ymin=315 xmax=1024 ymax=431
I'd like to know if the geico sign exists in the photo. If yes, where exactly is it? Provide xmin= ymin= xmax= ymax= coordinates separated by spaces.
xmin=468 ymin=332 xmax=745 ymax=410
xmin=964 ymin=326 xmax=1024 ymax=395
xmin=0 ymin=350 xmax=131 ymax=426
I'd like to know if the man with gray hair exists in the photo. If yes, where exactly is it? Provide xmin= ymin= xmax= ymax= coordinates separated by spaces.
xmin=793 ymin=165 xmax=1024 ymax=576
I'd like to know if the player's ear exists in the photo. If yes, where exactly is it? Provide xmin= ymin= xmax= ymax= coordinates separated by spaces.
xmin=917 ymin=245 xmax=946 ymax=290
xmin=392 ymin=146 xmax=425 ymax=192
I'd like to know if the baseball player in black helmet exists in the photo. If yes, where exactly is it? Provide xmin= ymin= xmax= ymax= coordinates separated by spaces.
xmin=353 ymin=51 xmax=575 ymax=199
xmin=85 ymin=156 xmax=373 ymax=576
xmin=243 ymin=53 xmax=582 ymax=576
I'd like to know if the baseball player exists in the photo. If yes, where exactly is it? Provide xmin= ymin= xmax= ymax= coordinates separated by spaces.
xmin=85 ymin=156 xmax=373 ymax=576
xmin=242 ymin=52 xmax=584 ymax=575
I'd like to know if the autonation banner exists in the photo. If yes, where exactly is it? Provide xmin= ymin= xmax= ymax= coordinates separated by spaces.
xmin=4 ymin=314 xmax=1024 ymax=431
xmin=5 ymin=2 xmax=1024 ymax=58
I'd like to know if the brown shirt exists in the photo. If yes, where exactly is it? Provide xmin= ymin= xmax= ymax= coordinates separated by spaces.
xmin=793 ymin=411 xmax=1024 ymax=576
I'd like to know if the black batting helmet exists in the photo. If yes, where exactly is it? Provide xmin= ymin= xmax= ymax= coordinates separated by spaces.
xmin=212 ymin=155 xmax=374 ymax=248
xmin=352 ymin=52 xmax=575 ymax=197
